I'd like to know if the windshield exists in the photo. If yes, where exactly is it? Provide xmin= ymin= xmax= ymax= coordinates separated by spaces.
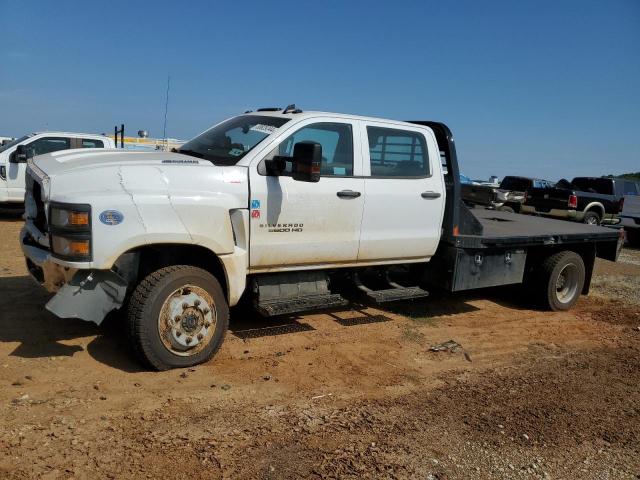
xmin=0 ymin=134 xmax=31 ymax=153
xmin=179 ymin=115 xmax=290 ymax=165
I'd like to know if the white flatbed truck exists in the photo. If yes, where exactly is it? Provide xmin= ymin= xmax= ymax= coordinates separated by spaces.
xmin=20 ymin=107 xmax=624 ymax=370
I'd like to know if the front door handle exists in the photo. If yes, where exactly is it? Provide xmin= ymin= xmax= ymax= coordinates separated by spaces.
xmin=421 ymin=191 xmax=441 ymax=199
xmin=337 ymin=190 xmax=361 ymax=198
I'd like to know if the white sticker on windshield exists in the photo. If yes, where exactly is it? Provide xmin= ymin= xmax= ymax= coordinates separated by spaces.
xmin=228 ymin=148 xmax=244 ymax=157
xmin=250 ymin=124 xmax=277 ymax=135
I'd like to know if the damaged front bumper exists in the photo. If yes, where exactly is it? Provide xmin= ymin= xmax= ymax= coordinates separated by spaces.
xmin=21 ymin=226 xmax=128 ymax=325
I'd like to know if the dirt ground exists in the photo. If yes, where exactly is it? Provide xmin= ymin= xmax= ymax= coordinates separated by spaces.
xmin=0 ymin=212 xmax=639 ymax=479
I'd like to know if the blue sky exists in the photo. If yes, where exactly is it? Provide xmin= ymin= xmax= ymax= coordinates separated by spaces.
xmin=1 ymin=0 xmax=638 ymax=180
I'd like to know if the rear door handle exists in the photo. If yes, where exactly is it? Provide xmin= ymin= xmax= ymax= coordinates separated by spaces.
xmin=421 ymin=191 xmax=441 ymax=199
xmin=337 ymin=190 xmax=361 ymax=198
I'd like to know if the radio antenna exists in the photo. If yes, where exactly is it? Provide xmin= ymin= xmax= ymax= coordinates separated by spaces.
xmin=162 ymin=75 xmax=171 ymax=149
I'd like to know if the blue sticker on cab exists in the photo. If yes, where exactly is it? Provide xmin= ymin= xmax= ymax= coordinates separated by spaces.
xmin=251 ymin=199 xmax=260 ymax=209
xmin=99 ymin=210 xmax=124 ymax=226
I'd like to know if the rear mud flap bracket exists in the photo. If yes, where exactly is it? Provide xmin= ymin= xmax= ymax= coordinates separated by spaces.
xmin=46 ymin=270 xmax=128 ymax=325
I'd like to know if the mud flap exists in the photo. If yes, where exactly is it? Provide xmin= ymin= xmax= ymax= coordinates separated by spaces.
xmin=46 ymin=270 xmax=128 ymax=325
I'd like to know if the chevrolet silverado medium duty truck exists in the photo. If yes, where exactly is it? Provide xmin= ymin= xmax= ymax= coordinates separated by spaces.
xmin=20 ymin=107 xmax=624 ymax=370
xmin=0 ymin=132 xmax=114 ymax=207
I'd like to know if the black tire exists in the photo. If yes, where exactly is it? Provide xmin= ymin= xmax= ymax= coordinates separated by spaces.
xmin=582 ymin=211 xmax=601 ymax=225
xmin=498 ymin=205 xmax=515 ymax=213
xmin=127 ymin=265 xmax=229 ymax=370
xmin=538 ymin=251 xmax=585 ymax=311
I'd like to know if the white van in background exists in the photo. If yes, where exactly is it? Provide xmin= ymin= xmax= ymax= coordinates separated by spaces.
xmin=0 ymin=132 xmax=114 ymax=206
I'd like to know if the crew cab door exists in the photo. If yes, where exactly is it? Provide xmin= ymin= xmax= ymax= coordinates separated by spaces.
xmin=357 ymin=122 xmax=445 ymax=261
xmin=248 ymin=118 xmax=364 ymax=269
xmin=6 ymin=136 xmax=72 ymax=201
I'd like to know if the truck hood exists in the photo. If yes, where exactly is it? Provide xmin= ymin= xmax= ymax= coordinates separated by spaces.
xmin=33 ymin=148 xmax=203 ymax=176
xmin=29 ymin=148 xmax=249 ymax=205
xmin=26 ymin=148 xmax=249 ymax=268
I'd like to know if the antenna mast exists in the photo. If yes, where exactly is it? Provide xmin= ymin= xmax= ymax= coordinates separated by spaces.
xmin=162 ymin=75 xmax=171 ymax=150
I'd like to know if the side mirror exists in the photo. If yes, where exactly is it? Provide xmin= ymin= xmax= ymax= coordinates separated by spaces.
xmin=11 ymin=145 xmax=28 ymax=163
xmin=291 ymin=141 xmax=321 ymax=183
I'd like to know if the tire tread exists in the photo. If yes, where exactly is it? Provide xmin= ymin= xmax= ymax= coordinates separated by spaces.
xmin=539 ymin=251 xmax=585 ymax=311
xmin=126 ymin=265 xmax=228 ymax=370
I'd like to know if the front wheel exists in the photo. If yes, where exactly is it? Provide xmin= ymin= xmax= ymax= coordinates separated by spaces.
xmin=127 ymin=265 xmax=229 ymax=370
xmin=538 ymin=251 xmax=585 ymax=311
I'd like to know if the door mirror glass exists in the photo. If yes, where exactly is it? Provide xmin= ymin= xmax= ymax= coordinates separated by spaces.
xmin=263 ymin=156 xmax=287 ymax=176
xmin=292 ymin=141 xmax=321 ymax=183
xmin=11 ymin=144 xmax=28 ymax=163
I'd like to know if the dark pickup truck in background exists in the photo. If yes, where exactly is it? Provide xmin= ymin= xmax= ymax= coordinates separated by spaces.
xmin=495 ymin=176 xmax=554 ymax=213
xmin=521 ymin=177 xmax=639 ymax=225
xmin=460 ymin=175 xmax=497 ymax=208
xmin=460 ymin=175 xmax=555 ymax=213
xmin=620 ymin=195 xmax=640 ymax=246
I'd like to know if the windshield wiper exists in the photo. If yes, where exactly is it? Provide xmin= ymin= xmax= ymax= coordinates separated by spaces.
xmin=178 ymin=149 xmax=205 ymax=159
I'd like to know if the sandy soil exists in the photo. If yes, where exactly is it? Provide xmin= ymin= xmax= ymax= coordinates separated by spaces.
xmin=0 ymin=214 xmax=639 ymax=479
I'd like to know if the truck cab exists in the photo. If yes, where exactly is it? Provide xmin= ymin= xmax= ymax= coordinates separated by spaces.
xmin=0 ymin=132 xmax=114 ymax=205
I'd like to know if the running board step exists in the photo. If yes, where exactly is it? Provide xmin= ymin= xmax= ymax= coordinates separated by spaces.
xmin=364 ymin=286 xmax=430 ymax=304
xmin=257 ymin=293 xmax=348 ymax=317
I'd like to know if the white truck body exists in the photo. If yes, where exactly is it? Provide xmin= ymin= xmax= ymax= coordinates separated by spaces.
xmin=0 ymin=132 xmax=114 ymax=204
xmin=20 ymin=108 xmax=621 ymax=370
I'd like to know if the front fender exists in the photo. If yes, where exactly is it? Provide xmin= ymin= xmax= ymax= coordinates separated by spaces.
xmin=89 ymin=193 xmax=239 ymax=269
xmin=50 ymin=164 xmax=248 ymax=270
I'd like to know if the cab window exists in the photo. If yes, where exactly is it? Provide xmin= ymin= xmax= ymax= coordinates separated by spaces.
xmin=367 ymin=126 xmax=429 ymax=177
xmin=82 ymin=138 xmax=104 ymax=148
xmin=28 ymin=137 xmax=71 ymax=156
xmin=274 ymin=122 xmax=353 ymax=177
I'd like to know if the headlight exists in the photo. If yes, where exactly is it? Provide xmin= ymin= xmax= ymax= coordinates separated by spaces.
xmin=50 ymin=205 xmax=90 ymax=228
xmin=51 ymin=235 xmax=91 ymax=259
xmin=49 ymin=202 xmax=92 ymax=261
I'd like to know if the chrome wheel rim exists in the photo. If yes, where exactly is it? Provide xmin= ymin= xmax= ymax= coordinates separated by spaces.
xmin=585 ymin=216 xmax=598 ymax=225
xmin=555 ymin=263 xmax=579 ymax=304
xmin=158 ymin=285 xmax=216 ymax=356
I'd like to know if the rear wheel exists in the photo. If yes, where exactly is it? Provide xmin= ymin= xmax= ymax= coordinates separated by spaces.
xmin=582 ymin=211 xmax=601 ymax=225
xmin=127 ymin=265 xmax=229 ymax=370
xmin=498 ymin=205 xmax=515 ymax=213
xmin=537 ymin=251 xmax=585 ymax=311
